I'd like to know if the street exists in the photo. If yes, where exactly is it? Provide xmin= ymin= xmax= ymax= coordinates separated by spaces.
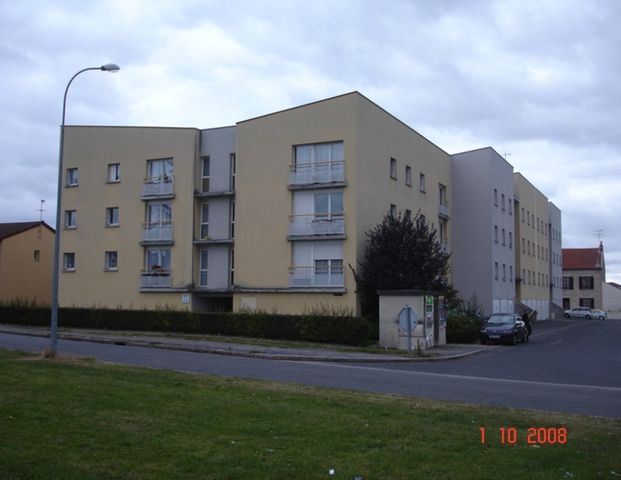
xmin=1 ymin=319 xmax=620 ymax=418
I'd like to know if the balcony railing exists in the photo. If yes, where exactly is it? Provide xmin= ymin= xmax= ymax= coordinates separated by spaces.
xmin=289 ymin=161 xmax=345 ymax=186
xmin=142 ymin=221 xmax=173 ymax=242
xmin=288 ymin=265 xmax=344 ymax=287
xmin=288 ymin=214 xmax=345 ymax=237
xmin=140 ymin=269 xmax=172 ymax=288
xmin=143 ymin=176 xmax=174 ymax=197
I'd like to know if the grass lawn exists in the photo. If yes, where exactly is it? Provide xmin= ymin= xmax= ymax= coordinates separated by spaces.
xmin=0 ymin=349 xmax=619 ymax=479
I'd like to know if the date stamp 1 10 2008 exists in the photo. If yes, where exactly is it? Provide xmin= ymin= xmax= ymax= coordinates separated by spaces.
xmin=479 ymin=426 xmax=568 ymax=445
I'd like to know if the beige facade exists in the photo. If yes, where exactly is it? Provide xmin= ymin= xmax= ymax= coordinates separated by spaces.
xmin=233 ymin=92 xmax=451 ymax=314
xmin=60 ymin=126 xmax=199 ymax=310
xmin=513 ymin=173 xmax=552 ymax=316
xmin=0 ymin=222 xmax=54 ymax=305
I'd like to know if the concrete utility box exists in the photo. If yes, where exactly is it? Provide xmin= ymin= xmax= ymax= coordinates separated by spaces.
xmin=379 ymin=290 xmax=447 ymax=351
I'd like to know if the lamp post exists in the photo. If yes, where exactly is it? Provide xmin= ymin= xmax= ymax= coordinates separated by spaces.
xmin=50 ymin=63 xmax=120 ymax=356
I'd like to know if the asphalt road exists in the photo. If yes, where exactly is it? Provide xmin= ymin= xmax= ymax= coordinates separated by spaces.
xmin=1 ymin=319 xmax=620 ymax=418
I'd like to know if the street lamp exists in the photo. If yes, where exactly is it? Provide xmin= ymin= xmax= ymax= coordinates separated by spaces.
xmin=49 ymin=63 xmax=120 ymax=356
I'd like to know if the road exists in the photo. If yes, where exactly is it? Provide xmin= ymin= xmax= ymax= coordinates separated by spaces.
xmin=1 ymin=319 xmax=620 ymax=418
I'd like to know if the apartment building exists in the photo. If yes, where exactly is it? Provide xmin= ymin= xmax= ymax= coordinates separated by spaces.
xmin=513 ymin=173 xmax=560 ymax=319
xmin=451 ymin=147 xmax=516 ymax=316
xmin=450 ymin=150 xmax=562 ymax=319
xmin=0 ymin=221 xmax=54 ymax=305
xmin=59 ymin=92 xmax=452 ymax=315
xmin=562 ymin=244 xmax=606 ymax=310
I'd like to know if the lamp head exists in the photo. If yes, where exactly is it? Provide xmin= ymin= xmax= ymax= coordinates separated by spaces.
xmin=100 ymin=63 xmax=120 ymax=72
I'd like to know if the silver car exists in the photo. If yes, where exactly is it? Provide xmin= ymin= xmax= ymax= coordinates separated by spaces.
xmin=591 ymin=309 xmax=608 ymax=320
xmin=564 ymin=307 xmax=593 ymax=319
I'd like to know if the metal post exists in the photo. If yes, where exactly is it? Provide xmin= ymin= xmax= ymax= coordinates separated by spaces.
xmin=49 ymin=65 xmax=119 ymax=356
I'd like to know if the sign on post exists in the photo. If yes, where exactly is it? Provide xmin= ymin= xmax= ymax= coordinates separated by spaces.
xmin=397 ymin=305 xmax=418 ymax=352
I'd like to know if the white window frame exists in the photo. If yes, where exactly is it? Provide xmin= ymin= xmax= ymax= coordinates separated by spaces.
xmin=63 ymin=252 xmax=76 ymax=271
xmin=105 ymin=251 xmax=118 ymax=271
xmin=201 ymin=156 xmax=210 ymax=192
xmin=390 ymin=158 xmax=397 ymax=179
xmin=200 ymin=202 xmax=209 ymax=240
xmin=419 ymin=173 xmax=426 ymax=193
xmin=107 ymin=163 xmax=120 ymax=183
xmin=66 ymin=168 xmax=78 ymax=187
xmin=405 ymin=165 xmax=412 ymax=186
xmin=199 ymin=249 xmax=208 ymax=287
xmin=64 ymin=210 xmax=77 ymax=229
xmin=106 ymin=207 xmax=119 ymax=227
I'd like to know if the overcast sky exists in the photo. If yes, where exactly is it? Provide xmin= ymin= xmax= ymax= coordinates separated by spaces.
xmin=1 ymin=0 xmax=620 ymax=283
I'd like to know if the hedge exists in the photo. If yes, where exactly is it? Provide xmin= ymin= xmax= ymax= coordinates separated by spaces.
xmin=446 ymin=311 xmax=482 ymax=344
xmin=0 ymin=305 xmax=371 ymax=346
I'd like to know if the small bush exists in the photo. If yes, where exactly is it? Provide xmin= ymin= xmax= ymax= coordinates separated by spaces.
xmin=446 ymin=311 xmax=482 ymax=344
xmin=0 ymin=305 xmax=371 ymax=346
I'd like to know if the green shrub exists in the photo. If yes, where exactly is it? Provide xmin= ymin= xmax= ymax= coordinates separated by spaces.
xmin=0 ymin=305 xmax=371 ymax=346
xmin=446 ymin=311 xmax=482 ymax=344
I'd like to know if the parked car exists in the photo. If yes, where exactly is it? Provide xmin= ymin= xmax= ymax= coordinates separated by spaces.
xmin=590 ymin=309 xmax=608 ymax=320
xmin=564 ymin=307 xmax=593 ymax=319
xmin=480 ymin=313 xmax=529 ymax=345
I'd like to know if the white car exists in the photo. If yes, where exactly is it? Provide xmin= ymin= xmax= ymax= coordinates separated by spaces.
xmin=564 ymin=307 xmax=593 ymax=319
xmin=590 ymin=309 xmax=608 ymax=320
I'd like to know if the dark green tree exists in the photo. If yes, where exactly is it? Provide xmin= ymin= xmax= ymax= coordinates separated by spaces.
xmin=352 ymin=211 xmax=451 ymax=321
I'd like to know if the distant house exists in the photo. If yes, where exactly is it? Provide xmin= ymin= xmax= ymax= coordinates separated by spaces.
xmin=561 ymin=243 xmax=605 ymax=311
xmin=0 ymin=221 xmax=55 ymax=305
xmin=603 ymin=282 xmax=621 ymax=314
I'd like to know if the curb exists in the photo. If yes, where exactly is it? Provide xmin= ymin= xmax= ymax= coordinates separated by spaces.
xmin=0 ymin=328 xmax=488 ymax=363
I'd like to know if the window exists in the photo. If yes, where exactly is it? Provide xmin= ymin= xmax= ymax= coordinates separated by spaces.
xmin=63 ymin=252 xmax=75 ymax=271
xmin=493 ymin=189 xmax=498 ymax=206
xmin=501 ymin=193 xmax=505 ymax=211
xmin=200 ymin=202 xmax=209 ymax=240
xmin=494 ymin=225 xmax=498 ymax=243
xmin=314 ymin=258 xmax=343 ymax=281
xmin=108 ymin=163 xmax=120 ymax=183
xmin=291 ymin=142 xmax=344 ymax=185
xmin=106 ymin=207 xmax=119 ymax=227
xmin=199 ymin=249 xmax=208 ymax=287
xmin=230 ymin=248 xmax=235 ymax=286
xmin=562 ymin=276 xmax=574 ymax=290
xmin=522 ymin=238 xmax=525 ymax=254
xmin=521 ymin=207 xmax=525 ymax=223
xmin=579 ymin=298 xmax=595 ymax=309
xmin=105 ymin=251 xmax=118 ymax=271
xmin=64 ymin=210 xmax=77 ymax=229
xmin=527 ymin=211 xmax=530 ymax=226
xmin=314 ymin=191 xmax=343 ymax=219
xmin=389 ymin=204 xmax=397 ymax=218
xmin=419 ymin=173 xmax=426 ymax=193
xmin=509 ymin=232 xmax=513 ymax=249
xmin=579 ymin=276 xmax=594 ymax=290
xmin=509 ymin=266 xmax=513 ymax=282
xmin=66 ymin=168 xmax=78 ymax=187
xmin=508 ymin=200 xmax=512 ymax=215
xmin=502 ymin=264 xmax=506 ymax=281
xmin=405 ymin=165 xmax=412 ymax=186
xmin=439 ymin=184 xmax=447 ymax=205
xmin=405 ymin=209 xmax=412 ymax=218
xmin=230 ymin=200 xmax=236 ymax=239
xmin=145 ymin=248 xmax=170 ymax=272
xmin=230 ymin=153 xmax=236 ymax=191
xmin=147 ymin=158 xmax=173 ymax=182
xmin=34 ymin=250 xmax=40 ymax=262
xmin=201 ymin=156 xmax=210 ymax=192
xmin=502 ymin=228 xmax=506 ymax=246
xmin=389 ymin=158 xmax=397 ymax=179
xmin=439 ymin=218 xmax=447 ymax=244
xmin=494 ymin=262 xmax=499 ymax=280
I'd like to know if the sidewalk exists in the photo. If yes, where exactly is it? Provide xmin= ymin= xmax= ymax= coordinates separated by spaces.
xmin=0 ymin=323 xmax=492 ymax=363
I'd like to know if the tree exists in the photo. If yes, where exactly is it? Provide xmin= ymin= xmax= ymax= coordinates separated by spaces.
xmin=352 ymin=211 xmax=451 ymax=320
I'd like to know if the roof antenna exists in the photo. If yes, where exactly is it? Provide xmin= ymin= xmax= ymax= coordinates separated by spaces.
xmin=39 ymin=199 xmax=46 ymax=222
xmin=503 ymin=152 xmax=512 ymax=160
xmin=594 ymin=229 xmax=603 ymax=243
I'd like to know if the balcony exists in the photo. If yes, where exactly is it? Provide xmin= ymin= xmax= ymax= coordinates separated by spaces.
xmin=140 ymin=269 xmax=172 ymax=288
xmin=289 ymin=161 xmax=345 ymax=187
xmin=142 ymin=221 xmax=173 ymax=243
xmin=288 ymin=214 xmax=345 ymax=239
xmin=288 ymin=265 xmax=344 ymax=288
xmin=143 ymin=176 xmax=174 ymax=197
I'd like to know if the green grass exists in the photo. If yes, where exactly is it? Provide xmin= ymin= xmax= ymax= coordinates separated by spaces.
xmin=0 ymin=349 xmax=619 ymax=479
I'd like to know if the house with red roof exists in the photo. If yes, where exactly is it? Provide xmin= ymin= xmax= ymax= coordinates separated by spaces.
xmin=561 ymin=242 xmax=605 ymax=311
xmin=0 ymin=221 xmax=54 ymax=305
